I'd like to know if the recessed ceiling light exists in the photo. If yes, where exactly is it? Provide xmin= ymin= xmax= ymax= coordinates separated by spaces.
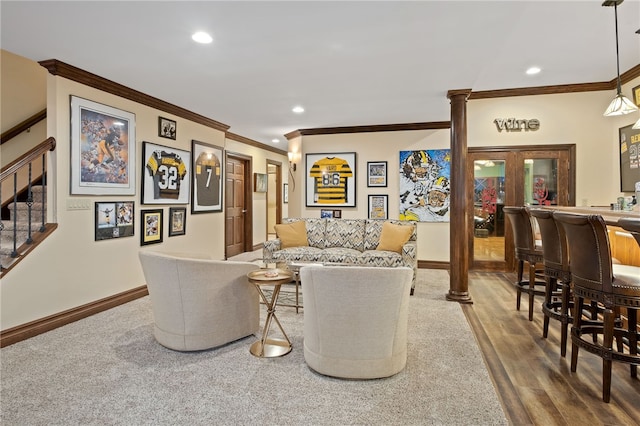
xmin=526 ymin=66 xmax=541 ymax=75
xmin=272 ymin=139 xmax=280 ymax=143
xmin=292 ymin=106 xmax=305 ymax=114
xmin=192 ymin=32 xmax=213 ymax=44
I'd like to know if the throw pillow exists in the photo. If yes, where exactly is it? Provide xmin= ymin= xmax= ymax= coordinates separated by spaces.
xmin=376 ymin=221 xmax=413 ymax=253
xmin=275 ymin=221 xmax=309 ymax=249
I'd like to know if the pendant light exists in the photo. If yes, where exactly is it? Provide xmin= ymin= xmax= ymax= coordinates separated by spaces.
xmin=603 ymin=0 xmax=638 ymax=116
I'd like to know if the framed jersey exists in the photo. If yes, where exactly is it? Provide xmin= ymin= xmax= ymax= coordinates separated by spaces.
xmin=141 ymin=141 xmax=191 ymax=205
xmin=306 ymin=152 xmax=357 ymax=207
xmin=190 ymin=140 xmax=223 ymax=213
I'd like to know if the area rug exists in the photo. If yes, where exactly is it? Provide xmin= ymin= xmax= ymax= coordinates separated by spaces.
xmin=0 ymin=269 xmax=507 ymax=425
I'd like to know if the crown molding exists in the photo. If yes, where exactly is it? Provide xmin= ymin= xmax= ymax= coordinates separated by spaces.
xmin=226 ymin=132 xmax=287 ymax=156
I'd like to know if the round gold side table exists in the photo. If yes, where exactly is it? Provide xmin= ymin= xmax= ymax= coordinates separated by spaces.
xmin=247 ymin=269 xmax=294 ymax=357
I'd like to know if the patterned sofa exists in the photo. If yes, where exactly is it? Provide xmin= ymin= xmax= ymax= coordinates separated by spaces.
xmin=263 ymin=218 xmax=417 ymax=293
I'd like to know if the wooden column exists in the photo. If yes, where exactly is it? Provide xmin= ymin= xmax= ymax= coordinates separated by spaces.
xmin=446 ymin=89 xmax=473 ymax=304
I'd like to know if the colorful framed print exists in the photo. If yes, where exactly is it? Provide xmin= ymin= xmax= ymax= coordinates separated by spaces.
xmin=367 ymin=161 xmax=387 ymax=187
xmin=70 ymin=96 xmax=136 ymax=195
xmin=283 ymin=183 xmax=289 ymax=204
xmin=168 ymin=207 xmax=186 ymax=237
xmin=141 ymin=141 xmax=191 ymax=205
xmin=158 ymin=116 xmax=176 ymax=140
xmin=254 ymin=173 xmax=268 ymax=193
xmin=368 ymin=195 xmax=388 ymax=220
xmin=141 ymin=209 xmax=163 ymax=245
xmin=399 ymin=149 xmax=451 ymax=222
xmin=95 ymin=201 xmax=134 ymax=241
xmin=305 ymin=152 xmax=357 ymax=207
xmin=633 ymin=85 xmax=640 ymax=107
xmin=191 ymin=140 xmax=223 ymax=213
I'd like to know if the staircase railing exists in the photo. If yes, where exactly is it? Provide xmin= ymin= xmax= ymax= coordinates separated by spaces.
xmin=1 ymin=137 xmax=56 ymax=276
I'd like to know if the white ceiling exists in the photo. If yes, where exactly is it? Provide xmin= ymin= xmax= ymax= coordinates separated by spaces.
xmin=2 ymin=1 xmax=640 ymax=150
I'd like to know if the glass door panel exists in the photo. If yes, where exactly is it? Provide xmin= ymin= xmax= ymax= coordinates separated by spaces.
xmin=524 ymin=158 xmax=559 ymax=206
xmin=473 ymin=159 xmax=506 ymax=262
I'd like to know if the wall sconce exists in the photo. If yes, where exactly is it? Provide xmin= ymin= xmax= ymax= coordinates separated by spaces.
xmin=288 ymin=152 xmax=297 ymax=171
xmin=288 ymin=152 xmax=297 ymax=191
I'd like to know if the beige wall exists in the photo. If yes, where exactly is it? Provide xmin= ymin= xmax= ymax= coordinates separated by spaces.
xmin=1 ymin=53 xmax=287 ymax=330
xmin=290 ymin=76 xmax=640 ymax=262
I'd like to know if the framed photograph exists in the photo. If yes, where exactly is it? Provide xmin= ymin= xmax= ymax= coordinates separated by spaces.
xmin=191 ymin=140 xmax=223 ymax=213
xmin=168 ymin=207 xmax=186 ymax=237
xmin=320 ymin=209 xmax=334 ymax=218
xmin=306 ymin=152 xmax=357 ymax=207
xmin=141 ymin=209 xmax=163 ymax=245
xmin=254 ymin=173 xmax=268 ymax=193
xmin=95 ymin=201 xmax=134 ymax=241
xmin=141 ymin=141 xmax=191 ymax=205
xmin=283 ymin=183 xmax=289 ymax=204
xmin=633 ymin=85 xmax=640 ymax=107
xmin=333 ymin=209 xmax=342 ymax=218
xmin=367 ymin=161 xmax=387 ymax=187
xmin=368 ymin=194 xmax=388 ymax=220
xmin=158 ymin=116 xmax=176 ymax=140
xmin=70 ymin=96 xmax=136 ymax=195
xmin=619 ymin=124 xmax=640 ymax=192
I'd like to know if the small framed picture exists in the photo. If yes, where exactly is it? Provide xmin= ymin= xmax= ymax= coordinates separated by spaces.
xmin=633 ymin=85 xmax=640 ymax=107
xmin=95 ymin=201 xmax=135 ymax=241
xmin=254 ymin=173 xmax=268 ymax=193
xmin=333 ymin=209 xmax=342 ymax=218
xmin=368 ymin=194 xmax=388 ymax=219
xmin=141 ymin=209 xmax=163 ymax=245
xmin=367 ymin=161 xmax=387 ymax=187
xmin=168 ymin=207 xmax=186 ymax=237
xmin=283 ymin=183 xmax=289 ymax=203
xmin=158 ymin=116 xmax=176 ymax=140
xmin=320 ymin=209 xmax=334 ymax=218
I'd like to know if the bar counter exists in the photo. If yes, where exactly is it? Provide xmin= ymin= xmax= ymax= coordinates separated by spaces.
xmin=540 ymin=205 xmax=640 ymax=226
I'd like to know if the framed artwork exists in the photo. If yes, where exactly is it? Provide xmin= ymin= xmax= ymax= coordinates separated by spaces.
xmin=283 ymin=183 xmax=289 ymax=203
xmin=333 ymin=209 xmax=342 ymax=218
xmin=168 ymin=207 xmax=186 ymax=236
xmin=70 ymin=96 xmax=136 ymax=195
xmin=633 ymin=85 xmax=640 ymax=107
xmin=619 ymin=124 xmax=640 ymax=192
xmin=254 ymin=173 xmax=268 ymax=193
xmin=306 ymin=152 xmax=357 ymax=207
xmin=141 ymin=141 xmax=191 ymax=205
xmin=399 ymin=149 xmax=451 ymax=222
xmin=141 ymin=209 xmax=163 ymax=245
xmin=368 ymin=195 xmax=388 ymax=219
xmin=158 ymin=117 xmax=176 ymax=140
xmin=94 ymin=201 xmax=134 ymax=241
xmin=191 ymin=140 xmax=223 ymax=213
xmin=320 ymin=209 xmax=334 ymax=218
xmin=367 ymin=161 xmax=387 ymax=187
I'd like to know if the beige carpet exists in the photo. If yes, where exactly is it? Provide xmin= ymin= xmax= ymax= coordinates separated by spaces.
xmin=0 ymin=268 xmax=507 ymax=425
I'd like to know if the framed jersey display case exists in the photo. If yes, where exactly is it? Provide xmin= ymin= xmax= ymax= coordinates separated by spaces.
xmin=306 ymin=152 xmax=357 ymax=207
xmin=141 ymin=141 xmax=191 ymax=205
xmin=190 ymin=140 xmax=223 ymax=213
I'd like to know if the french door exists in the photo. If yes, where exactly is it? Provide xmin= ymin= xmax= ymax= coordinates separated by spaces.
xmin=467 ymin=145 xmax=575 ymax=271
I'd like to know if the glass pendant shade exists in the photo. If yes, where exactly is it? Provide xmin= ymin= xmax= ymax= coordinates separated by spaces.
xmin=603 ymin=93 xmax=639 ymax=116
xmin=633 ymin=117 xmax=640 ymax=130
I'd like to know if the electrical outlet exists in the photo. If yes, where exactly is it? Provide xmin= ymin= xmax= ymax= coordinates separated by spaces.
xmin=67 ymin=199 xmax=91 ymax=210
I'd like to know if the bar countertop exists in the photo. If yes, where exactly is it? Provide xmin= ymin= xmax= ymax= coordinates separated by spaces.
xmin=540 ymin=205 xmax=640 ymax=226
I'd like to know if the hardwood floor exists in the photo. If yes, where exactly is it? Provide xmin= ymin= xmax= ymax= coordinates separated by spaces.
xmin=463 ymin=271 xmax=640 ymax=425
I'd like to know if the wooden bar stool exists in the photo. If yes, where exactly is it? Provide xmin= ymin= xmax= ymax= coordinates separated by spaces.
xmin=503 ymin=206 xmax=546 ymax=321
xmin=530 ymin=209 xmax=573 ymax=356
xmin=554 ymin=212 xmax=640 ymax=403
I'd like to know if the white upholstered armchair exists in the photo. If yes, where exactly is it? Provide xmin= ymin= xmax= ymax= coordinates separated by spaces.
xmin=138 ymin=251 xmax=260 ymax=351
xmin=300 ymin=265 xmax=413 ymax=379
